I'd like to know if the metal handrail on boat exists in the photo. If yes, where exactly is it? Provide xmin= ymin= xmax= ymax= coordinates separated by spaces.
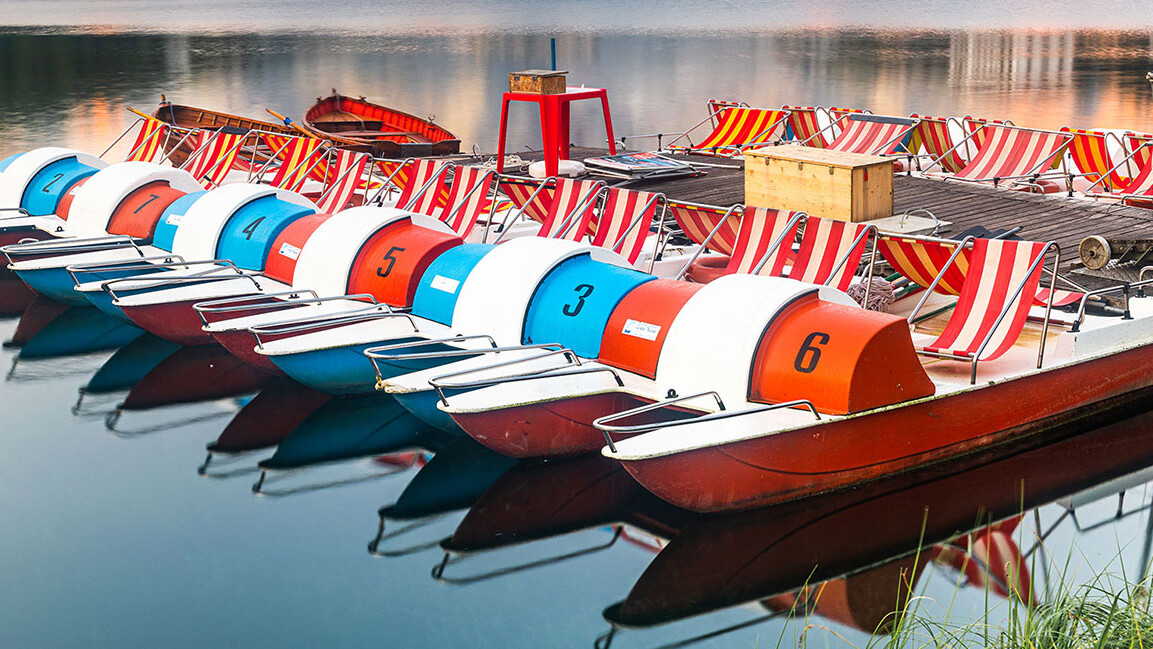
xmin=94 ymin=259 xmax=259 ymax=300
xmin=249 ymin=308 xmax=417 ymax=350
xmin=0 ymin=207 xmax=32 ymax=221
xmin=192 ymin=291 xmax=381 ymax=323
xmin=65 ymin=253 xmax=188 ymax=287
xmin=1 ymin=233 xmax=141 ymax=260
xmin=595 ymin=396 xmax=821 ymax=454
xmin=426 ymin=347 xmax=626 ymax=406
xmin=1070 ymin=273 xmax=1153 ymax=333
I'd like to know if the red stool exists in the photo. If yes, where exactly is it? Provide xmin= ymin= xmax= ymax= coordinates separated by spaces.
xmin=496 ymin=87 xmax=617 ymax=177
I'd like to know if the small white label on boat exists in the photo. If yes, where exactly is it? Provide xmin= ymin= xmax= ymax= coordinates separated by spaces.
xmin=430 ymin=275 xmax=459 ymax=294
xmin=278 ymin=242 xmax=301 ymax=260
xmin=166 ymin=213 xmax=184 ymax=225
xmin=622 ymin=319 xmax=660 ymax=341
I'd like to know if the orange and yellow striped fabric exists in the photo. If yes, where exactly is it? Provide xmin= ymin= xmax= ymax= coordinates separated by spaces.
xmin=125 ymin=118 xmax=168 ymax=162
xmin=1061 ymin=127 xmax=1128 ymax=190
xmin=783 ymin=106 xmax=828 ymax=148
xmin=670 ymin=107 xmax=788 ymax=156
xmin=259 ymin=134 xmax=326 ymax=192
xmin=183 ymin=131 xmax=247 ymax=188
xmin=668 ymin=200 xmax=739 ymax=256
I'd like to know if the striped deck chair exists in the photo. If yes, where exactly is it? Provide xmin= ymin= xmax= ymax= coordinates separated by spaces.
xmin=783 ymin=106 xmax=831 ymax=148
xmin=780 ymin=217 xmax=875 ymax=291
xmin=181 ymin=130 xmax=249 ymax=189
xmin=911 ymin=115 xmax=969 ymax=173
xmin=380 ymin=159 xmax=453 ymax=216
xmin=666 ymin=107 xmax=789 ymax=157
xmin=534 ymin=178 xmax=606 ymax=240
xmin=1125 ymin=132 xmax=1153 ymax=170
xmin=1084 ymin=154 xmax=1153 ymax=206
xmin=589 ymin=188 xmax=668 ymax=267
xmin=1062 ymin=128 xmax=1129 ymax=191
xmin=914 ymin=238 xmax=1055 ymax=383
xmin=677 ymin=206 xmax=802 ymax=282
xmin=937 ymin=124 xmax=1072 ymax=188
xmin=825 ymin=114 xmax=919 ymax=156
xmin=667 ymin=200 xmax=740 ymax=256
xmin=964 ymin=116 xmax=1014 ymax=150
xmin=498 ymin=176 xmax=554 ymax=224
xmin=257 ymin=135 xmax=326 ymax=192
xmin=316 ymin=150 xmax=370 ymax=214
xmin=124 ymin=118 xmax=169 ymax=163
xmin=880 ymin=234 xmax=1082 ymax=308
xmin=438 ymin=166 xmax=496 ymax=239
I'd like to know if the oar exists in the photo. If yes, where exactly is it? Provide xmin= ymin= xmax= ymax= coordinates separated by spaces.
xmin=127 ymin=106 xmax=154 ymax=121
xmin=265 ymin=108 xmax=314 ymax=137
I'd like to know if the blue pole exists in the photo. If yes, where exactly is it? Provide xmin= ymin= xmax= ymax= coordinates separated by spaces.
xmin=550 ymin=38 xmax=557 ymax=71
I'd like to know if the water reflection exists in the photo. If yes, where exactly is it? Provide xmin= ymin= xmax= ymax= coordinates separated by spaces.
xmin=251 ymin=393 xmax=454 ymax=496
xmin=1 ymin=27 xmax=1150 ymax=163
xmin=601 ymin=392 xmax=1153 ymax=646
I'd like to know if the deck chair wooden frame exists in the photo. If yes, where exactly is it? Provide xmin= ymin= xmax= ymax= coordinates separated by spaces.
xmin=907 ymin=237 xmax=1059 ymax=384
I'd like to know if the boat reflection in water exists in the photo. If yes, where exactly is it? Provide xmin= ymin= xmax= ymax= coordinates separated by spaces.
xmin=0 ymin=275 xmax=35 ymax=317
xmin=199 ymin=378 xmax=331 ymax=477
xmin=4 ymin=298 xmax=143 ymax=381
xmin=433 ymin=454 xmax=694 ymax=585
xmin=103 ymin=344 xmax=273 ymax=436
xmin=369 ymin=436 xmax=517 ymax=556
xmin=251 ymin=393 xmax=456 ymax=497
xmin=599 ymin=393 xmax=1153 ymax=647
xmin=74 ymin=335 xmax=181 ymax=415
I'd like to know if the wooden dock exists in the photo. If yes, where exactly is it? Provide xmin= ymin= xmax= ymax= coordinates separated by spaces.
xmin=478 ymin=146 xmax=1153 ymax=276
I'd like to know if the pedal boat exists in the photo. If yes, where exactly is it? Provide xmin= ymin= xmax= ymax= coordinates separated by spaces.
xmin=0 ymin=147 xmax=108 ymax=246
xmin=600 ymin=241 xmax=1153 ymax=512
xmin=91 ymin=203 xmax=457 ymax=346
xmin=245 ymin=238 xmax=637 ymax=394
xmin=3 ymin=162 xmax=207 ymax=303
xmin=389 ymin=273 xmax=856 ymax=458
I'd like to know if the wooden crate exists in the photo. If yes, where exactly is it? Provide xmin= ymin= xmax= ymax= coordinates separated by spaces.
xmin=744 ymin=144 xmax=894 ymax=222
xmin=508 ymin=70 xmax=568 ymax=95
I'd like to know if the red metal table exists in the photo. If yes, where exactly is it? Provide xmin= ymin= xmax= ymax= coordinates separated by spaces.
xmin=496 ymin=87 xmax=617 ymax=177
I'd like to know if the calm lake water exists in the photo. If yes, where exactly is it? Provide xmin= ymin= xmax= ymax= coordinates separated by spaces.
xmin=4 ymin=3 xmax=1153 ymax=647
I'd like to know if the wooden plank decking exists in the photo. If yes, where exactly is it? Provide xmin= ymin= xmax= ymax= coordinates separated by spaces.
xmin=494 ymin=147 xmax=1153 ymax=274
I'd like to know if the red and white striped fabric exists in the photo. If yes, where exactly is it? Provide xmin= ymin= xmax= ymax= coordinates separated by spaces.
xmin=920 ymin=238 xmax=1047 ymax=362
xmin=398 ymin=159 xmax=452 ymax=216
xmin=912 ymin=115 xmax=968 ymax=173
xmin=182 ymin=131 xmax=247 ymax=188
xmin=1086 ymin=153 xmax=1153 ymax=203
xmin=498 ymin=177 xmax=553 ymax=224
xmin=260 ymin=135 xmax=325 ymax=192
xmin=316 ymin=150 xmax=369 ymax=214
xmin=668 ymin=200 xmax=739 ymax=256
xmin=125 ymin=118 xmax=169 ymax=163
xmin=1125 ymin=131 xmax=1153 ymax=170
xmin=783 ymin=106 xmax=829 ymax=147
xmin=589 ymin=188 xmax=660 ymax=264
xmin=950 ymin=125 xmax=1071 ymax=183
xmin=826 ymin=115 xmax=917 ymax=155
xmin=964 ymin=116 xmax=1013 ymax=150
xmin=537 ymin=178 xmax=604 ymax=240
xmin=729 ymin=207 xmax=801 ymax=275
xmin=439 ymin=166 xmax=496 ymax=239
xmin=786 ymin=217 xmax=872 ymax=290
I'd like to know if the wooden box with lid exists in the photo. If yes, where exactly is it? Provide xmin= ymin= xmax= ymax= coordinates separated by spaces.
xmin=744 ymin=144 xmax=894 ymax=222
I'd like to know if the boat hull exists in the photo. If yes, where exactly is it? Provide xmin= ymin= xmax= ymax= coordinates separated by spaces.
xmin=120 ymin=295 xmax=260 ymax=346
xmin=618 ymin=343 xmax=1153 ymax=513
xmin=267 ymin=341 xmax=478 ymax=395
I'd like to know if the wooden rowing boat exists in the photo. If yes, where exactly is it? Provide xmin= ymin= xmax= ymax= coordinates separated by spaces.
xmin=304 ymin=91 xmax=461 ymax=157
xmin=150 ymin=98 xmax=297 ymax=167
